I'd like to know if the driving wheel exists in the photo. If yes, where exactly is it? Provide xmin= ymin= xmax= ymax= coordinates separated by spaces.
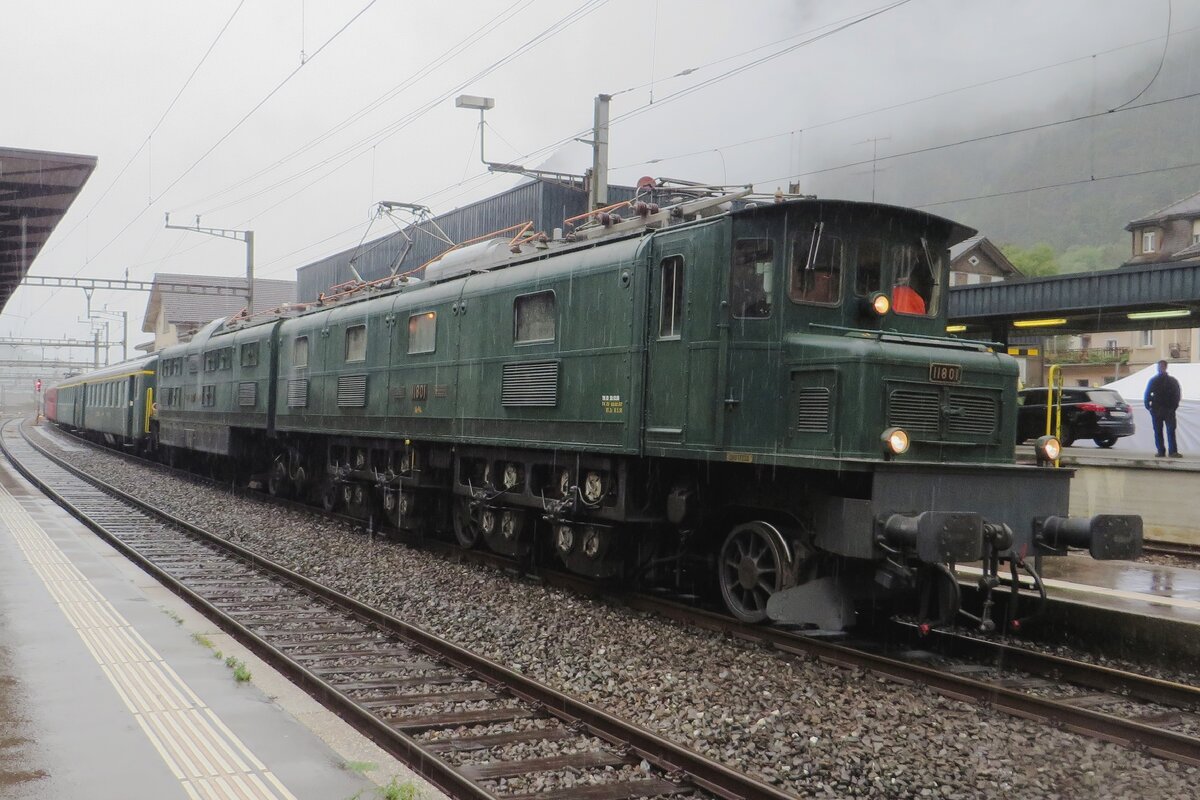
xmin=718 ymin=521 xmax=790 ymax=623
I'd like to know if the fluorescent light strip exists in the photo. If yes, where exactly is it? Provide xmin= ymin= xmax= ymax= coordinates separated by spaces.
xmin=1013 ymin=318 xmax=1067 ymax=328
xmin=1127 ymin=309 xmax=1191 ymax=320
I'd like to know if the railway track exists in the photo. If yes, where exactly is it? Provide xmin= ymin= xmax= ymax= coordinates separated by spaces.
xmin=3 ymin=419 xmax=790 ymax=800
xmin=20 ymin=420 xmax=1200 ymax=772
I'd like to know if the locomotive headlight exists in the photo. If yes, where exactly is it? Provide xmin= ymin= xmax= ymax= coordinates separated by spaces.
xmin=1035 ymin=435 xmax=1061 ymax=465
xmin=870 ymin=292 xmax=890 ymax=316
xmin=882 ymin=427 xmax=910 ymax=457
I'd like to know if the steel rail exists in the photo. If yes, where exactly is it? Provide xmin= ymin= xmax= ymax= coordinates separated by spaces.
xmin=4 ymin=420 xmax=794 ymax=800
xmin=33 ymin=422 xmax=1200 ymax=767
xmin=628 ymin=597 xmax=1200 ymax=767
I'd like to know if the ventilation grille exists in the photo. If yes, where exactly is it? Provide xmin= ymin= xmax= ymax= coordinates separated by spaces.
xmin=795 ymin=387 xmax=831 ymax=433
xmin=946 ymin=393 xmax=997 ymax=435
xmin=337 ymin=374 xmax=368 ymax=407
xmin=502 ymin=361 xmax=558 ymax=407
xmin=287 ymin=379 xmax=308 ymax=408
xmin=888 ymin=389 xmax=940 ymax=431
xmin=238 ymin=382 xmax=257 ymax=407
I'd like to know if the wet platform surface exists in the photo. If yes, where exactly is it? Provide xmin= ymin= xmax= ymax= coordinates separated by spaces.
xmin=961 ymin=554 xmax=1200 ymax=627
xmin=0 ymin=454 xmax=434 ymax=799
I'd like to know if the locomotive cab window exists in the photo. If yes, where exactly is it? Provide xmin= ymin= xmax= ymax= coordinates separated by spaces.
xmin=408 ymin=312 xmax=436 ymax=354
xmin=731 ymin=239 xmax=774 ymax=318
xmin=790 ymin=225 xmax=843 ymax=305
xmin=890 ymin=238 xmax=940 ymax=317
xmin=856 ymin=238 xmax=883 ymax=296
xmin=345 ymin=324 xmax=367 ymax=361
xmin=658 ymin=255 xmax=685 ymax=339
xmin=240 ymin=342 xmax=259 ymax=368
xmin=514 ymin=291 xmax=556 ymax=343
xmin=294 ymin=336 xmax=309 ymax=368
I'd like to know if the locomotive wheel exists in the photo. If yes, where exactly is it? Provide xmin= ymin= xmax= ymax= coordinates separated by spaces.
xmin=452 ymin=496 xmax=481 ymax=548
xmin=268 ymin=460 xmax=291 ymax=498
xmin=320 ymin=482 xmax=339 ymax=513
xmin=718 ymin=521 xmax=790 ymax=623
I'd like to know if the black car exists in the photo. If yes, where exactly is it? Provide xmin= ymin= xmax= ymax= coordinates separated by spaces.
xmin=1016 ymin=387 xmax=1136 ymax=447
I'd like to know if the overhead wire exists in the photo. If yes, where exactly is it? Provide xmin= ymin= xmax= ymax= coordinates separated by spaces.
xmin=609 ymin=21 xmax=1200 ymax=173
xmin=183 ymin=0 xmax=535 ymax=212
xmin=189 ymin=0 xmax=608 ymax=219
xmin=39 ymin=0 xmax=248 ymax=260
xmin=79 ymin=0 xmax=382 ymax=272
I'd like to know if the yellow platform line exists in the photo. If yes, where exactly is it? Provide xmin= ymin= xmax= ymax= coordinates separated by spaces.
xmin=0 ymin=485 xmax=297 ymax=800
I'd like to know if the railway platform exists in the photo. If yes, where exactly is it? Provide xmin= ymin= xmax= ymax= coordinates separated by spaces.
xmin=0 ymin=454 xmax=442 ymax=800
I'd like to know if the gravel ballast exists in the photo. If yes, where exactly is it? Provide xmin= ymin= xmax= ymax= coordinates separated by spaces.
xmin=30 ymin=424 xmax=1200 ymax=799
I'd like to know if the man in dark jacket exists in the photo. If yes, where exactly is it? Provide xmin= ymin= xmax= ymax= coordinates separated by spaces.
xmin=1144 ymin=359 xmax=1182 ymax=457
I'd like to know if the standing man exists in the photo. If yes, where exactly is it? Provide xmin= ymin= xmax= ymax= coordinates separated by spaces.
xmin=1144 ymin=359 xmax=1182 ymax=458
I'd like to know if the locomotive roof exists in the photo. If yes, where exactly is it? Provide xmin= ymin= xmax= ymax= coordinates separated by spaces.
xmin=729 ymin=198 xmax=977 ymax=248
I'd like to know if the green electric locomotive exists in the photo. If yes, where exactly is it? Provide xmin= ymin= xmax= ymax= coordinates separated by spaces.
xmin=144 ymin=191 xmax=1141 ymax=628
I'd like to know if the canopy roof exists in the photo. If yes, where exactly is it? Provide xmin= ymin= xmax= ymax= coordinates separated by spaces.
xmin=0 ymin=146 xmax=97 ymax=313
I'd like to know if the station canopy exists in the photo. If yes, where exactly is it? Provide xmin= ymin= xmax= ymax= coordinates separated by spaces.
xmin=0 ymin=146 xmax=97 ymax=313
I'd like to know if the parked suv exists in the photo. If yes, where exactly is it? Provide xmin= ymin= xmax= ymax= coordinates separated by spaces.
xmin=1016 ymin=387 xmax=1135 ymax=448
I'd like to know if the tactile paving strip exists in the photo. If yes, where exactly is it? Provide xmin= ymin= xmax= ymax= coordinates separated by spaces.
xmin=0 ymin=484 xmax=298 ymax=800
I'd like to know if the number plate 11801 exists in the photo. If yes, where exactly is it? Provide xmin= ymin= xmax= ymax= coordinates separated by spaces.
xmin=929 ymin=363 xmax=961 ymax=383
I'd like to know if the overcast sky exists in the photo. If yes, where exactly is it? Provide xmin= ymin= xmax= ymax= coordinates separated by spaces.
xmin=3 ymin=0 xmax=1194 ymax=357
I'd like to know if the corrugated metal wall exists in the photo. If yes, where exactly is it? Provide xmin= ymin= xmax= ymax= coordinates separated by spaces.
xmin=297 ymin=180 xmax=637 ymax=301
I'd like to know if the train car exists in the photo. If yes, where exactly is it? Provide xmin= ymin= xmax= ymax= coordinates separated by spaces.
xmin=155 ymin=314 xmax=281 ymax=466
xmin=43 ymin=385 xmax=58 ymax=422
xmin=48 ymin=355 xmax=158 ymax=451
xmin=229 ymin=191 xmax=1142 ymax=628
xmin=46 ymin=190 xmax=1145 ymax=630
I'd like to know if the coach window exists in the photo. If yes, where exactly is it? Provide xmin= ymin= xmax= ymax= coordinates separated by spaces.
xmin=241 ymin=342 xmax=259 ymax=368
xmin=658 ymin=256 xmax=685 ymax=338
xmin=345 ymin=324 xmax=367 ymax=361
xmin=790 ymin=225 xmax=843 ymax=305
xmin=514 ymin=291 xmax=556 ymax=343
xmin=856 ymin=238 xmax=883 ymax=296
xmin=731 ymin=240 xmax=773 ymax=318
xmin=408 ymin=312 xmax=436 ymax=354
xmin=294 ymin=336 xmax=309 ymax=368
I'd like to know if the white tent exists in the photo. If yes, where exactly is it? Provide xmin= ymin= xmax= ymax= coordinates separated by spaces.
xmin=1092 ymin=363 xmax=1200 ymax=454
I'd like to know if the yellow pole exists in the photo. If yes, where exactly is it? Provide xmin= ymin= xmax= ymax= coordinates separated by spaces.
xmin=1044 ymin=364 xmax=1063 ymax=467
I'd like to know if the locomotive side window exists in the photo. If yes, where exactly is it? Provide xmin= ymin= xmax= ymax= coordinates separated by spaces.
xmin=204 ymin=351 xmax=218 ymax=371
xmin=218 ymin=347 xmax=232 ymax=370
xmin=731 ymin=239 xmax=774 ymax=318
xmin=790 ymin=228 xmax=843 ymax=305
xmin=408 ymin=312 xmax=437 ymax=354
xmin=890 ymin=239 xmax=939 ymax=316
xmin=294 ymin=336 xmax=309 ymax=368
xmin=201 ymin=385 xmax=216 ymax=407
xmin=345 ymin=324 xmax=367 ymax=362
xmin=514 ymin=291 xmax=556 ymax=343
xmin=241 ymin=342 xmax=259 ymax=368
xmin=856 ymin=238 xmax=883 ymax=296
xmin=658 ymin=256 xmax=685 ymax=339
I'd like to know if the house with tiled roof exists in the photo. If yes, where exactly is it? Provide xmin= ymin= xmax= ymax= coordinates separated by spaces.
xmin=1124 ymin=189 xmax=1200 ymax=266
xmin=140 ymin=273 xmax=296 ymax=351
xmin=948 ymin=235 xmax=1022 ymax=286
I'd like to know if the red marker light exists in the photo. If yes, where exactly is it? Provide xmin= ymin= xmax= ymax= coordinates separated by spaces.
xmin=918 ymin=623 xmax=931 ymax=637
xmin=1010 ymin=619 xmax=1022 ymax=632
